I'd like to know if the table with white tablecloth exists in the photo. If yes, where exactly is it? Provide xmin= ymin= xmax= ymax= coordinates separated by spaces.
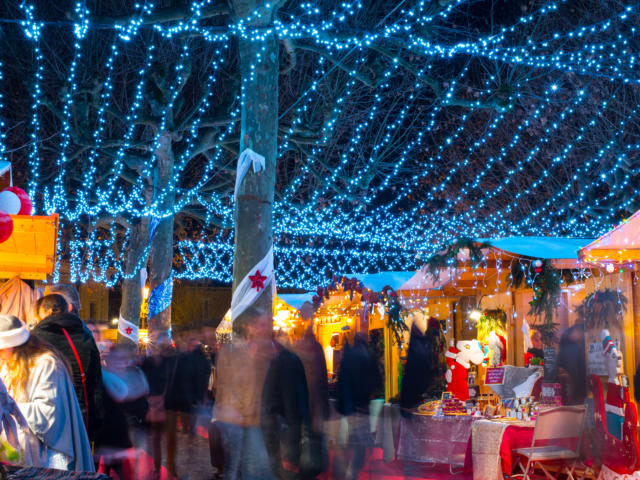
xmin=396 ymin=414 xmax=480 ymax=466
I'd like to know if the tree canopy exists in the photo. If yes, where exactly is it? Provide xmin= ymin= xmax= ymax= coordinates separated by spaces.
xmin=0 ymin=0 xmax=638 ymax=289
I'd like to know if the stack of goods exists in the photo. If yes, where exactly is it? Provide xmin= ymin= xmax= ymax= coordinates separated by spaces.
xmin=442 ymin=396 xmax=467 ymax=415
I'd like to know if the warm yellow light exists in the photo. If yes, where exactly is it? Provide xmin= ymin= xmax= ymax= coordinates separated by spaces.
xmin=469 ymin=310 xmax=482 ymax=321
xmin=143 ymin=286 xmax=150 ymax=299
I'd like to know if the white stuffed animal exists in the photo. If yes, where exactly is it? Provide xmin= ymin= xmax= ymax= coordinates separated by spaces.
xmin=487 ymin=331 xmax=505 ymax=367
xmin=445 ymin=340 xmax=485 ymax=401
xmin=601 ymin=329 xmax=623 ymax=384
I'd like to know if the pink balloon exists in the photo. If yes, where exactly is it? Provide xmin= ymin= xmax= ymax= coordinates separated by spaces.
xmin=0 ymin=211 xmax=13 ymax=243
xmin=4 ymin=186 xmax=33 ymax=215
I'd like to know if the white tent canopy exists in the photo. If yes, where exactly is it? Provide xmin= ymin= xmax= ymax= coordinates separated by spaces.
xmin=278 ymin=292 xmax=314 ymax=310
xmin=340 ymin=271 xmax=415 ymax=292
xmin=579 ymin=209 xmax=640 ymax=264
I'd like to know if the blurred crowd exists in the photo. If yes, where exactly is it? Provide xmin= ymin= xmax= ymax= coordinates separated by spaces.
xmin=0 ymin=290 xmax=385 ymax=480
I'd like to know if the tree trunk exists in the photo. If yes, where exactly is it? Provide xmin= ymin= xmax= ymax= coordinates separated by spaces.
xmin=147 ymin=131 xmax=175 ymax=350
xmin=231 ymin=0 xmax=279 ymax=337
xmin=117 ymin=215 xmax=150 ymax=348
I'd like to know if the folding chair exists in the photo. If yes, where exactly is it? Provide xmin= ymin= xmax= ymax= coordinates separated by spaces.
xmin=514 ymin=405 xmax=586 ymax=480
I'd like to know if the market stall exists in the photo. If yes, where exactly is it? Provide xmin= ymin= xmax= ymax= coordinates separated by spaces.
xmin=310 ymin=271 xmax=417 ymax=393
xmin=382 ymin=236 xmax=609 ymax=477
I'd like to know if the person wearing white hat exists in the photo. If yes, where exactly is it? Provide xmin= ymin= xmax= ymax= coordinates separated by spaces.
xmin=0 ymin=315 xmax=94 ymax=472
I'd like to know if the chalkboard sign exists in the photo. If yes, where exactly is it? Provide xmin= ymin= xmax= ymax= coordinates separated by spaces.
xmin=543 ymin=347 xmax=556 ymax=380
xmin=485 ymin=367 xmax=505 ymax=385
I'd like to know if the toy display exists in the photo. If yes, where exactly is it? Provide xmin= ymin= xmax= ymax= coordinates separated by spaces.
xmin=445 ymin=339 xmax=485 ymax=401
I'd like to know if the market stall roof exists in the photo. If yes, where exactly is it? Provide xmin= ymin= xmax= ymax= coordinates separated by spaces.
xmin=479 ymin=236 xmax=594 ymax=260
xmin=579 ymin=210 xmax=640 ymax=263
xmin=278 ymin=292 xmax=314 ymax=310
xmin=399 ymin=236 xmax=595 ymax=296
xmin=397 ymin=268 xmax=454 ymax=292
xmin=340 ymin=271 xmax=415 ymax=292
xmin=0 ymin=214 xmax=59 ymax=280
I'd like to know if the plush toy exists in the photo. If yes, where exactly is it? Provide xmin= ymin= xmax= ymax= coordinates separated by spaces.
xmin=602 ymin=329 xmax=623 ymax=384
xmin=445 ymin=340 xmax=484 ymax=401
xmin=488 ymin=331 xmax=507 ymax=367
xmin=444 ymin=345 xmax=458 ymax=384
xmin=602 ymin=329 xmax=627 ymax=441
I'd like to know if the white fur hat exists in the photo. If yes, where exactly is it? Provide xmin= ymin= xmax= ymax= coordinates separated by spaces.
xmin=0 ymin=314 xmax=30 ymax=349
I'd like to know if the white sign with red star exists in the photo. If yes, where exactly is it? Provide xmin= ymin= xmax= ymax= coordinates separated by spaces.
xmin=118 ymin=314 xmax=139 ymax=344
xmin=231 ymin=246 xmax=274 ymax=322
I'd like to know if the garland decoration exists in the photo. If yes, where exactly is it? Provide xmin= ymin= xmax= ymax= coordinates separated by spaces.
xmin=382 ymin=286 xmax=408 ymax=344
xmin=576 ymin=289 xmax=628 ymax=329
xmin=476 ymin=308 xmax=507 ymax=342
xmin=510 ymin=259 xmax=576 ymax=345
xmin=312 ymin=275 xmax=364 ymax=308
xmin=422 ymin=237 xmax=490 ymax=279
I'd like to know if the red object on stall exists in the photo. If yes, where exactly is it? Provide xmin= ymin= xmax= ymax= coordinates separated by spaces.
xmin=0 ymin=211 xmax=13 ymax=243
xmin=4 ymin=186 xmax=32 ymax=215
xmin=590 ymin=374 xmax=640 ymax=474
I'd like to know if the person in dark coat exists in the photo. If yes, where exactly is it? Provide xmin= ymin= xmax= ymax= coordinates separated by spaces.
xmin=334 ymin=333 xmax=382 ymax=480
xmin=400 ymin=318 xmax=443 ymax=413
xmin=261 ymin=336 xmax=310 ymax=479
xmin=184 ymin=336 xmax=212 ymax=432
xmin=400 ymin=323 xmax=432 ymax=413
xmin=555 ymin=323 xmax=587 ymax=405
xmin=142 ymin=339 xmax=180 ymax=479
xmin=33 ymin=294 xmax=105 ymax=444
xmin=291 ymin=303 xmax=329 ymax=436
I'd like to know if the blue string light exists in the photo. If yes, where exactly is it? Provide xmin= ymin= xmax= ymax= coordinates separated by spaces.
xmin=7 ymin=0 xmax=640 ymax=287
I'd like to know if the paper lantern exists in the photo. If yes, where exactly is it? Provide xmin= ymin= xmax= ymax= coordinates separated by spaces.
xmin=0 ymin=211 xmax=13 ymax=243
xmin=0 ymin=190 xmax=21 ymax=215
xmin=4 ymin=186 xmax=32 ymax=215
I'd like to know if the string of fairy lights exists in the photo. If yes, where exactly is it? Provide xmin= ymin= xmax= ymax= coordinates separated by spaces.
xmin=2 ymin=0 xmax=639 ymax=288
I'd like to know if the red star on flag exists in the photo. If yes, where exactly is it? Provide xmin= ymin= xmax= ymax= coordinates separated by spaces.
xmin=125 ymin=326 xmax=133 ymax=335
xmin=249 ymin=270 xmax=268 ymax=291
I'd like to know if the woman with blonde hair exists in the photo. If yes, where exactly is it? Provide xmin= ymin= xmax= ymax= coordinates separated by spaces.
xmin=0 ymin=314 xmax=94 ymax=471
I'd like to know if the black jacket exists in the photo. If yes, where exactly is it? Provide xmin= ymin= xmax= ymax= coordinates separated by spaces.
xmin=335 ymin=337 xmax=382 ymax=416
xmin=400 ymin=324 xmax=434 ymax=412
xmin=32 ymin=313 xmax=105 ymax=440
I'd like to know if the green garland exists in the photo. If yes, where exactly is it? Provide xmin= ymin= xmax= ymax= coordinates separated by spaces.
xmin=476 ymin=308 xmax=507 ymax=341
xmin=423 ymin=237 xmax=490 ymax=278
xmin=510 ymin=259 xmax=576 ymax=345
xmin=385 ymin=289 xmax=408 ymax=345
xmin=576 ymin=289 xmax=628 ymax=329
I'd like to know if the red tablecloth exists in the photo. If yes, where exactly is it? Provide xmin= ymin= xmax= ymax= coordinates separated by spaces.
xmin=499 ymin=424 xmax=535 ymax=473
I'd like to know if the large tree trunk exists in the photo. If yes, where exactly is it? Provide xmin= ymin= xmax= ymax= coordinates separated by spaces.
xmin=231 ymin=0 xmax=279 ymax=337
xmin=117 ymin=215 xmax=150 ymax=348
xmin=147 ymin=131 xmax=175 ymax=350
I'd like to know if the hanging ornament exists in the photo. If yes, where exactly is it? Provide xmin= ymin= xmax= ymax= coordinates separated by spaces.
xmin=4 ymin=187 xmax=32 ymax=215
xmin=534 ymin=259 xmax=543 ymax=274
xmin=0 ymin=211 xmax=13 ymax=243
xmin=606 ymin=263 xmax=615 ymax=273
xmin=0 ymin=190 xmax=21 ymax=215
